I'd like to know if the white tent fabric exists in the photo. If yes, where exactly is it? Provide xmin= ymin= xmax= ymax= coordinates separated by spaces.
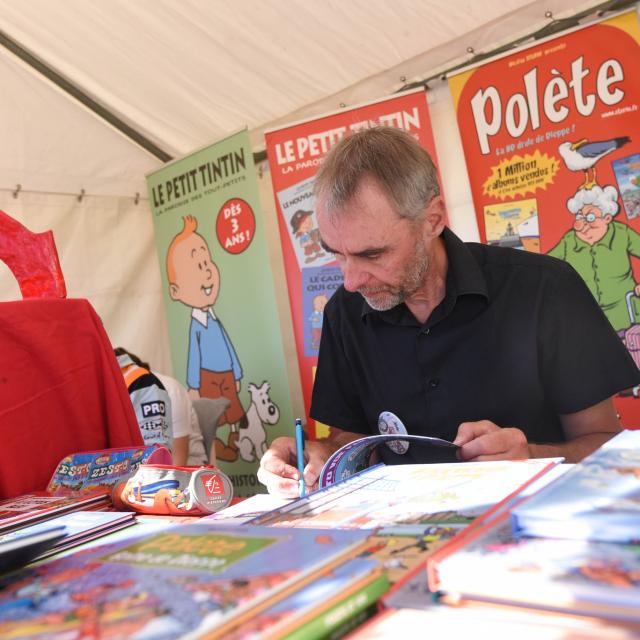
xmin=0 ymin=0 xmax=616 ymax=379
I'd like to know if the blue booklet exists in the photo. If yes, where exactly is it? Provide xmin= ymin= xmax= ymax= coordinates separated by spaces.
xmin=511 ymin=430 xmax=640 ymax=543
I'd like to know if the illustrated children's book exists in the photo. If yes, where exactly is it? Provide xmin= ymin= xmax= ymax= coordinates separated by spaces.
xmin=511 ymin=430 xmax=640 ymax=543
xmin=0 ymin=492 xmax=110 ymax=535
xmin=427 ymin=509 xmax=640 ymax=623
xmin=251 ymin=459 xmax=560 ymax=536
xmin=0 ymin=523 xmax=372 ymax=639
xmin=225 ymin=557 xmax=388 ymax=640
xmin=319 ymin=434 xmax=460 ymax=488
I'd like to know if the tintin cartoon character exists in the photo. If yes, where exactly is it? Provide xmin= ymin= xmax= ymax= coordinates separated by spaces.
xmin=166 ymin=215 xmax=246 ymax=462
xmin=308 ymin=293 xmax=328 ymax=350
xmin=290 ymin=209 xmax=325 ymax=263
xmin=548 ymin=184 xmax=640 ymax=335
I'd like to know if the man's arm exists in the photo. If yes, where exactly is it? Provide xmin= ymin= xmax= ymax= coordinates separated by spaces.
xmin=530 ymin=397 xmax=621 ymax=462
xmin=454 ymin=397 xmax=621 ymax=463
xmin=257 ymin=427 xmax=364 ymax=497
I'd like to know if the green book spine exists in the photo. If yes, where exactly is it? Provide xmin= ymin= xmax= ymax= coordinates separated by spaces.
xmin=285 ymin=573 xmax=391 ymax=640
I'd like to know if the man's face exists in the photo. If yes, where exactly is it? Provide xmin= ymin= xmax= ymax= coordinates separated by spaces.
xmin=573 ymin=204 xmax=612 ymax=245
xmin=317 ymin=177 xmax=431 ymax=311
xmin=169 ymin=233 xmax=220 ymax=309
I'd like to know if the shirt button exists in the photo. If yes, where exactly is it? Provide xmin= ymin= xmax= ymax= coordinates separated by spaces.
xmin=424 ymin=328 xmax=431 ymax=335
xmin=428 ymin=378 xmax=439 ymax=389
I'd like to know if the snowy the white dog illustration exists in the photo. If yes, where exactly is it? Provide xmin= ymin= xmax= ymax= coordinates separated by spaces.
xmin=238 ymin=381 xmax=280 ymax=462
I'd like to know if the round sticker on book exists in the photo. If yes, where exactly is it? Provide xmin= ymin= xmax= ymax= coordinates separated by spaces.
xmin=378 ymin=411 xmax=409 ymax=455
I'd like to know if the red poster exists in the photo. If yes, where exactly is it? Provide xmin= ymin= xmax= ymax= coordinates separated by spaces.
xmin=449 ymin=11 xmax=640 ymax=426
xmin=265 ymin=89 xmax=442 ymax=438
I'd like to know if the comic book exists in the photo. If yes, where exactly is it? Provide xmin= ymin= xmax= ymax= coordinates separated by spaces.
xmin=0 ymin=523 xmax=372 ymax=639
xmin=0 ymin=510 xmax=137 ymax=561
xmin=0 ymin=527 xmax=67 ymax=575
xmin=225 ymin=557 xmax=387 ymax=640
xmin=250 ymin=459 xmax=560 ymax=535
xmin=0 ymin=492 xmax=110 ymax=535
xmin=427 ymin=509 xmax=640 ymax=622
xmin=318 ymin=435 xmax=460 ymax=488
xmin=347 ymin=605 xmax=640 ymax=640
xmin=511 ymin=430 xmax=640 ymax=543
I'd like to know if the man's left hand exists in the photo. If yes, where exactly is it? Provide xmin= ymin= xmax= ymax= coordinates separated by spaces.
xmin=453 ymin=420 xmax=530 ymax=461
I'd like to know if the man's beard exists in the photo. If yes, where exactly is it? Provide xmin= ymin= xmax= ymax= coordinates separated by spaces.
xmin=359 ymin=240 xmax=429 ymax=311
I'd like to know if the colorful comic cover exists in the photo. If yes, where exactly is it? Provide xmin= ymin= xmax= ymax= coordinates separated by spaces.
xmin=428 ymin=510 xmax=640 ymax=622
xmin=449 ymin=10 xmax=640 ymax=426
xmin=0 ymin=524 xmax=371 ymax=639
xmin=511 ymin=430 xmax=640 ymax=543
xmin=225 ymin=557 xmax=386 ymax=639
xmin=301 ymin=265 xmax=343 ymax=357
xmin=249 ymin=459 xmax=559 ymax=535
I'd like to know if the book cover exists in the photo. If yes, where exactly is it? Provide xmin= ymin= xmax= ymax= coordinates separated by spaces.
xmin=347 ymin=604 xmax=640 ymax=639
xmin=319 ymin=435 xmax=460 ymax=488
xmin=0 ymin=510 xmax=137 ymax=561
xmin=428 ymin=510 xmax=640 ymax=622
xmin=0 ymin=527 xmax=67 ymax=575
xmin=511 ymin=430 xmax=640 ymax=543
xmin=0 ymin=492 xmax=110 ymax=535
xmin=250 ymin=460 xmax=559 ymax=536
xmin=225 ymin=557 xmax=387 ymax=639
xmin=0 ymin=524 xmax=371 ymax=639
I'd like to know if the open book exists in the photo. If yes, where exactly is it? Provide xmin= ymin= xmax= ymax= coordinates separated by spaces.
xmin=319 ymin=434 xmax=460 ymax=488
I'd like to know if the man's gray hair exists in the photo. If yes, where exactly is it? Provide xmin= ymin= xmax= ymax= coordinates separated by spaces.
xmin=313 ymin=127 xmax=440 ymax=220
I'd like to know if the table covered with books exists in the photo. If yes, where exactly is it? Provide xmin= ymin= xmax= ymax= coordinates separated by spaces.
xmin=0 ymin=431 xmax=638 ymax=638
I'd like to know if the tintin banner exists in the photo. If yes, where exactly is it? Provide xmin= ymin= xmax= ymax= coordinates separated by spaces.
xmin=146 ymin=130 xmax=294 ymax=495
xmin=449 ymin=10 xmax=640 ymax=424
xmin=265 ymin=88 xmax=442 ymax=439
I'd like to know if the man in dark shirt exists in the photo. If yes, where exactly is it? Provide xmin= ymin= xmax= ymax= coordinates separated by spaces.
xmin=258 ymin=127 xmax=640 ymax=497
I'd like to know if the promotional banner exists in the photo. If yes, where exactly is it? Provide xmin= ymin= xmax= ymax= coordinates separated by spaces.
xmin=265 ymin=89 xmax=443 ymax=438
xmin=147 ymin=130 xmax=294 ymax=495
xmin=449 ymin=11 xmax=640 ymax=425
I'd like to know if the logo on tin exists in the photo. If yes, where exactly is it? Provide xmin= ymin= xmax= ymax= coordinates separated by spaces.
xmin=200 ymin=474 xmax=224 ymax=496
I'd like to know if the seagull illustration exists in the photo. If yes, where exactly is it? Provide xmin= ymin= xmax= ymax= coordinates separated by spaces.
xmin=558 ymin=136 xmax=630 ymax=188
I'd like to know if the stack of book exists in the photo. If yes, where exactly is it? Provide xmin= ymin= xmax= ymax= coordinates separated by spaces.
xmin=427 ymin=430 xmax=640 ymax=624
xmin=0 ymin=491 xmax=111 ymax=535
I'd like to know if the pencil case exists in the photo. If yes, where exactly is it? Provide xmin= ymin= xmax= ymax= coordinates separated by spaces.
xmin=112 ymin=463 xmax=234 ymax=516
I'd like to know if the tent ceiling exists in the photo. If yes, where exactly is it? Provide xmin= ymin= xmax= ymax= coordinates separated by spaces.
xmin=0 ymin=0 xmax=613 ymax=196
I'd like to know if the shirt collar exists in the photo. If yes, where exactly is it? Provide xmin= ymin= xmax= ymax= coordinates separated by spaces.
xmin=361 ymin=227 xmax=489 ymax=325
xmin=192 ymin=307 xmax=217 ymax=327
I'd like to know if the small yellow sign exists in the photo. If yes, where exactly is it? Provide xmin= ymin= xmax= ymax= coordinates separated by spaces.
xmin=483 ymin=150 xmax=558 ymax=200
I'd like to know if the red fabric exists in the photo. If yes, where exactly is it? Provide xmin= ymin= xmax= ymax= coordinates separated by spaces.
xmin=0 ymin=298 xmax=143 ymax=498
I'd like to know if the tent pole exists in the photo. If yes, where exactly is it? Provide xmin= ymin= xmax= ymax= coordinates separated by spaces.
xmin=0 ymin=29 xmax=173 ymax=163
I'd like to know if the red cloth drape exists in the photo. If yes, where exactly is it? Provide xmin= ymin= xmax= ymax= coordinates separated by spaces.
xmin=0 ymin=298 xmax=143 ymax=497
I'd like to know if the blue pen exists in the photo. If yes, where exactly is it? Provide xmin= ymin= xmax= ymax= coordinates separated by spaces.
xmin=295 ymin=418 xmax=306 ymax=497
